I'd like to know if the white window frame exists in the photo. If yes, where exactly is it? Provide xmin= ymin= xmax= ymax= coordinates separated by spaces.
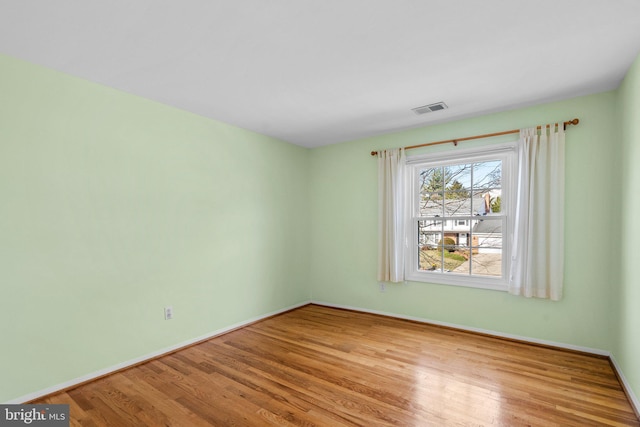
xmin=404 ymin=142 xmax=517 ymax=291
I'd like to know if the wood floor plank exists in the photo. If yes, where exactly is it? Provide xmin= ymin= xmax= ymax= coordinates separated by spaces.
xmin=35 ymin=304 xmax=639 ymax=426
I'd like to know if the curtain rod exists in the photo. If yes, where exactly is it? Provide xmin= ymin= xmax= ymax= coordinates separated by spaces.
xmin=370 ymin=118 xmax=580 ymax=157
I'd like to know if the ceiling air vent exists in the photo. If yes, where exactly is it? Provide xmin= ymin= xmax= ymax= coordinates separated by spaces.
xmin=412 ymin=102 xmax=448 ymax=115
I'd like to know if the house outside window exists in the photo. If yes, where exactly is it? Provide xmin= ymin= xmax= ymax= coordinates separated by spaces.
xmin=405 ymin=143 xmax=516 ymax=290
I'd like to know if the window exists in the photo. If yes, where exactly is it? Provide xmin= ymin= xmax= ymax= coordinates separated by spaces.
xmin=405 ymin=143 xmax=516 ymax=290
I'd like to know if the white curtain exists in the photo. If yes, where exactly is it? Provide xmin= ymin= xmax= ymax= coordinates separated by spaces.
xmin=509 ymin=125 xmax=565 ymax=300
xmin=377 ymin=148 xmax=406 ymax=282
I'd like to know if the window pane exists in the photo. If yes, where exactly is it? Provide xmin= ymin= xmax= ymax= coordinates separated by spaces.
xmin=417 ymin=220 xmax=470 ymax=273
xmin=472 ymin=161 xmax=502 ymax=216
xmin=446 ymin=230 xmax=472 ymax=275
xmin=418 ymin=220 xmax=441 ymax=248
xmin=419 ymin=167 xmax=444 ymax=217
xmin=444 ymin=163 xmax=472 ymax=191
xmin=420 ymin=195 xmax=443 ymax=217
xmin=444 ymin=164 xmax=472 ymax=217
xmin=473 ymin=161 xmax=501 ymax=191
xmin=420 ymin=247 xmax=468 ymax=273
xmin=419 ymin=247 xmax=442 ymax=272
xmin=470 ymin=218 xmax=502 ymax=277
xmin=443 ymin=196 xmax=471 ymax=217
xmin=418 ymin=219 xmax=441 ymax=271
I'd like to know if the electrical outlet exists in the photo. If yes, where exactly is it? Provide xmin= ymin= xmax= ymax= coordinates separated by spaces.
xmin=164 ymin=306 xmax=173 ymax=320
xmin=379 ymin=282 xmax=386 ymax=292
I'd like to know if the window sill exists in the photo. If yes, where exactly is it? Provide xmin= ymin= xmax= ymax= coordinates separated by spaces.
xmin=405 ymin=270 xmax=508 ymax=292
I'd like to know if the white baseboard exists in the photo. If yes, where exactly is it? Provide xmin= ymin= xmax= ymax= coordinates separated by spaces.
xmin=609 ymin=354 xmax=640 ymax=417
xmin=6 ymin=301 xmax=311 ymax=404
xmin=311 ymin=300 xmax=610 ymax=356
xmin=312 ymin=301 xmax=640 ymax=415
xmin=10 ymin=299 xmax=638 ymax=419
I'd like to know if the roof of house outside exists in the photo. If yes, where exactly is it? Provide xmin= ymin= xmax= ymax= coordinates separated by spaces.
xmin=420 ymin=196 xmax=491 ymax=217
xmin=472 ymin=218 xmax=502 ymax=235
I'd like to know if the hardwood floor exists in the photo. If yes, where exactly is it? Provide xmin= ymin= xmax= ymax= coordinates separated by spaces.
xmin=38 ymin=304 xmax=639 ymax=426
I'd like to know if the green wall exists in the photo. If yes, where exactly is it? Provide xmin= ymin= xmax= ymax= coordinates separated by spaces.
xmin=309 ymin=92 xmax=620 ymax=351
xmin=617 ymin=52 xmax=640 ymax=403
xmin=0 ymin=54 xmax=310 ymax=402
xmin=2 ymin=50 xmax=638 ymax=407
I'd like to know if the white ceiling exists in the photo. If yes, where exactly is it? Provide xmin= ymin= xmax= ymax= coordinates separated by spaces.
xmin=1 ymin=1 xmax=639 ymax=148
